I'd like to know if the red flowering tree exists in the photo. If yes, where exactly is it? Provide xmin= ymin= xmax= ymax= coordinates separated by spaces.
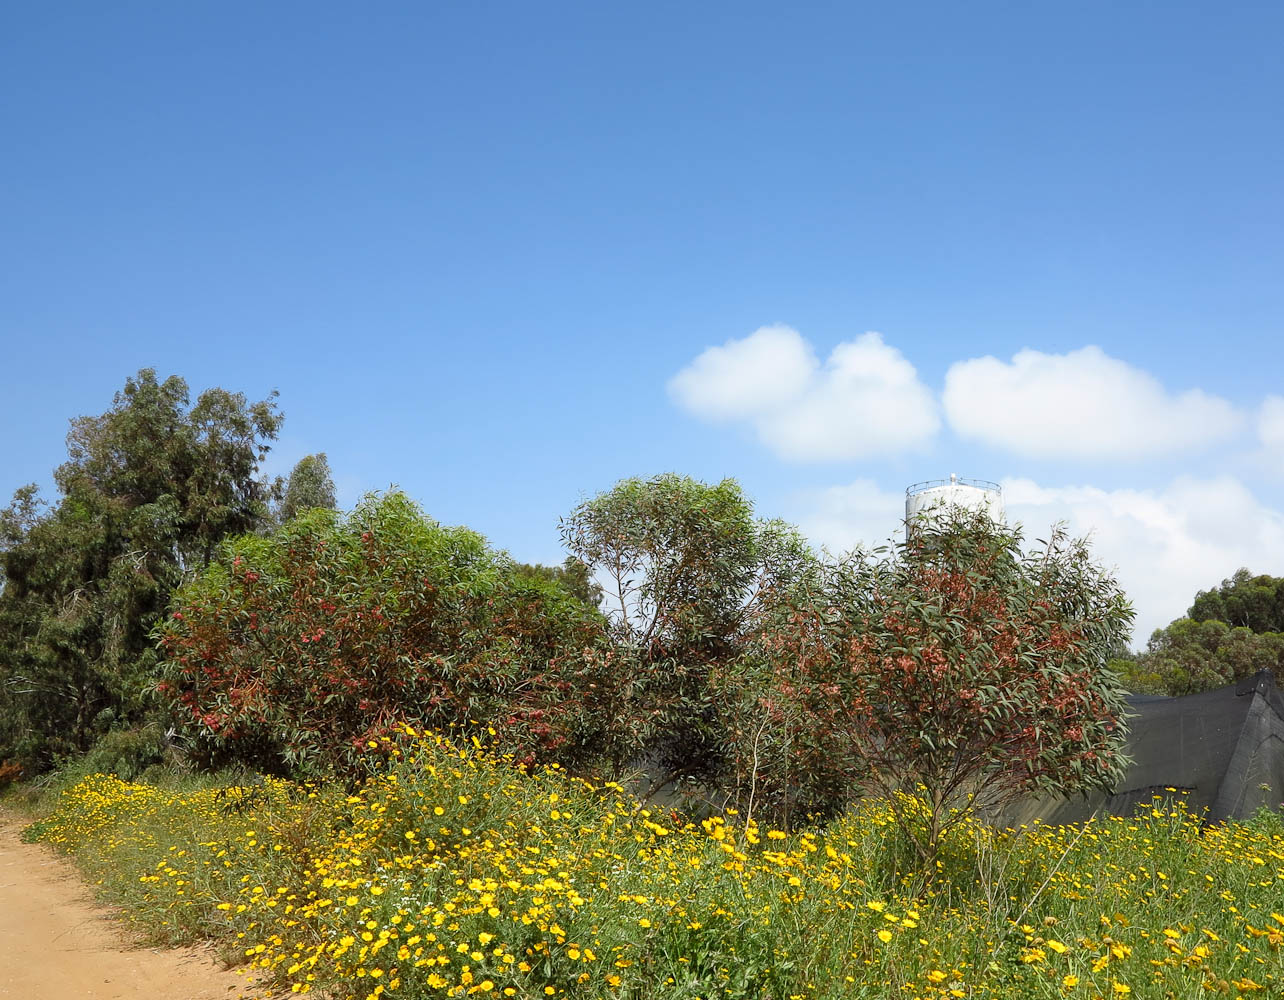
xmin=734 ymin=509 xmax=1133 ymax=863
xmin=155 ymin=492 xmax=615 ymax=776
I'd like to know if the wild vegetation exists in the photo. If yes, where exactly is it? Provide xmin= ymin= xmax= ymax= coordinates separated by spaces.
xmin=155 ymin=492 xmax=614 ymax=778
xmin=5 ymin=370 xmax=1284 ymax=998
xmin=723 ymin=512 xmax=1133 ymax=860
xmin=26 ymin=730 xmax=1284 ymax=1000
xmin=0 ymin=370 xmax=285 ymax=771
xmin=560 ymin=472 xmax=818 ymax=799
xmin=1113 ymin=570 xmax=1284 ymax=696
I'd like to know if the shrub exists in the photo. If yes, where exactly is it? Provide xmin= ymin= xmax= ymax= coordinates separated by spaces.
xmin=736 ymin=509 xmax=1134 ymax=865
xmin=155 ymin=493 xmax=617 ymax=777
xmin=73 ymin=725 xmax=169 ymax=781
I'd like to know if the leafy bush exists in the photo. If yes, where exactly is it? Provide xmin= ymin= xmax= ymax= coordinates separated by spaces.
xmin=155 ymin=492 xmax=617 ymax=777
xmin=72 ymin=725 xmax=170 ymax=782
xmin=729 ymin=509 xmax=1134 ymax=863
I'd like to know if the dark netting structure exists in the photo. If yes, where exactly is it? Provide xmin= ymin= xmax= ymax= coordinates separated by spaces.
xmin=1000 ymin=669 xmax=1284 ymax=828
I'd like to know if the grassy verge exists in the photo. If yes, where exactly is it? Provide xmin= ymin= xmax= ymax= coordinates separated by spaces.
xmin=23 ymin=730 xmax=1284 ymax=999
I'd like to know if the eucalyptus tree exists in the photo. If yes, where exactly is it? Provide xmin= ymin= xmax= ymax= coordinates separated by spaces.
xmin=740 ymin=509 xmax=1134 ymax=861
xmin=561 ymin=473 xmax=817 ymax=790
xmin=157 ymin=493 xmax=613 ymax=778
xmin=0 ymin=369 xmax=282 ymax=771
xmin=510 ymin=556 xmax=603 ymax=609
xmin=277 ymin=452 xmax=337 ymax=523
xmin=1116 ymin=617 xmax=1284 ymax=696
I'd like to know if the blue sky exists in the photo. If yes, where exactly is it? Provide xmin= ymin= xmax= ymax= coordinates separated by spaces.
xmin=3 ymin=2 xmax=1282 ymax=643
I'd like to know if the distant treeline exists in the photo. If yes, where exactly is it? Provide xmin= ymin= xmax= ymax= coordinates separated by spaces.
xmin=1111 ymin=569 xmax=1284 ymax=696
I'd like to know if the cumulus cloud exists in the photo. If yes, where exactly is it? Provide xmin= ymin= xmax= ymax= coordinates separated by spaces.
xmin=791 ymin=474 xmax=1284 ymax=646
xmin=1003 ymin=476 xmax=1284 ymax=644
xmin=669 ymin=327 xmax=939 ymax=461
xmin=1258 ymin=395 xmax=1284 ymax=455
xmin=789 ymin=478 xmax=905 ymax=554
xmin=943 ymin=346 xmax=1244 ymax=459
xmin=667 ymin=325 xmax=817 ymax=421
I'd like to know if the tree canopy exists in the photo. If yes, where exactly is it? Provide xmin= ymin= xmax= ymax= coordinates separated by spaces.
xmin=510 ymin=556 xmax=603 ymax=609
xmin=731 ymin=510 xmax=1134 ymax=860
xmin=561 ymin=473 xmax=818 ymax=790
xmin=1112 ymin=568 xmax=1284 ymax=696
xmin=1188 ymin=569 xmax=1284 ymax=634
xmin=277 ymin=453 xmax=337 ymax=523
xmin=1115 ymin=617 xmax=1284 ymax=696
xmin=0 ymin=369 xmax=281 ymax=771
xmin=156 ymin=492 xmax=615 ymax=776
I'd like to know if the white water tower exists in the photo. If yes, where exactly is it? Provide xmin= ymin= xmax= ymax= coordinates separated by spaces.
xmin=905 ymin=475 xmax=1004 ymax=525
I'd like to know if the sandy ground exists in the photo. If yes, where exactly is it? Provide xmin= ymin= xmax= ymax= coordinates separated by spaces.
xmin=0 ymin=811 xmax=258 ymax=999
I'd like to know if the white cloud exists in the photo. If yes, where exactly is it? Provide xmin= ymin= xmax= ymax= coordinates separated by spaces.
xmin=793 ymin=474 xmax=1284 ymax=647
xmin=943 ymin=346 xmax=1244 ymax=459
xmin=669 ymin=328 xmax=939 ymax=461
xmin=1002 ymin=476 xmax=1284 ymax=644
xmin=789 ymin=478 xmax=905 ymax=554
xmin=667 ymin=325 xmax=816 ymax=421
xmin=1258 ymin=395 xmax=1284 ymax=455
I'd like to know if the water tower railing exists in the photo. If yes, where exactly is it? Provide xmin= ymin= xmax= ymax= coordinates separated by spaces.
xmin=905 ymin=477 xmax=1001 ymax=497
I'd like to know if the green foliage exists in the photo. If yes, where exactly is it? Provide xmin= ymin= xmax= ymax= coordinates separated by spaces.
xmin=564 ymin=474 xmax=760 ymax=646
xmin=1189 ymin=568 xmax=1284 ymax=634
xmin=59 ymin=726 xmax=172 ymax=784
xmin=1118 ymin=617 xmax=1284 ymax=696
xmin=55 ymin=371 xmax=282 ymax=568
xmin=156 ymin=492 xmax=617 ymax=777
xmin=1244 ymin=801 xmax=1284 ymax=838
xmin=732 ymin=510 xmax=1135 ymax=863
xmin=0 ymin=370 xmax=282 ymax=774
xmin=1112 ymin=568 xmax=1284 ymax=696
xmin=560 ymin=473 xmax=818 ymax=787
xmin=276 ymin=452 xmax=337 ymax=523
xmin=511 ymin=556 xmax=603 ymax=609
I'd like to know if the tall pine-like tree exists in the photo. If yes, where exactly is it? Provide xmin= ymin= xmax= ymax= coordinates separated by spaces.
xmin=277 ymin=453 xmax=337 ymax=523
xmin=0 ymin=369 xmax=282 ymax=771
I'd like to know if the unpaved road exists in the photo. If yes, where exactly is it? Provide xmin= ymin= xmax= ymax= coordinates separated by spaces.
xmin=0 ymin=812 xmax=255 ymax=999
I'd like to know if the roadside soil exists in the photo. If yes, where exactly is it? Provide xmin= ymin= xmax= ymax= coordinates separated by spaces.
xmin=0 ymin=811 xmax=259 ymax=999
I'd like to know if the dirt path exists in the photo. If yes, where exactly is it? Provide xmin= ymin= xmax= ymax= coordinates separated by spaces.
xmin=0 ymin=812 xmax=256 ymax=999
